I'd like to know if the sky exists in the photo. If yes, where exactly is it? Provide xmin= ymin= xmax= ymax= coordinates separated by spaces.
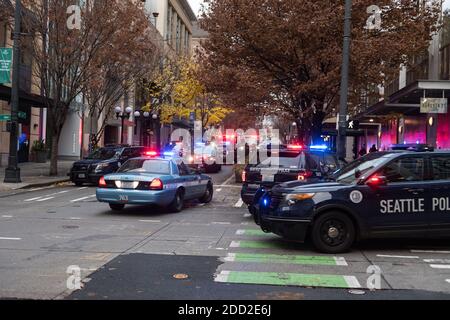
xmin=188 ymin=0 xmax=205 ymax=17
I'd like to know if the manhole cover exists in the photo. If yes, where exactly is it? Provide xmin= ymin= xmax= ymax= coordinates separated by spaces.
xmin=62 ymin=225 xmax=79 ymax=229
xmin=173 ymin=273 xmax=189 ymax=280
xmin=348 ymin=290 xmax=366 ymax=295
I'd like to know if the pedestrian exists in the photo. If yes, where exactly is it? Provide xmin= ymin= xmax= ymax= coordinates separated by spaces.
xmin=369 ymin=144 xmax=378 ymax=153
xmin=359 ymin=144 xmax=367 ymax=157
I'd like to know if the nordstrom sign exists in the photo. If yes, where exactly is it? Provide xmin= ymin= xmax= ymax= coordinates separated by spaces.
xmin=420 ymin=98 xmax=448 ymax=114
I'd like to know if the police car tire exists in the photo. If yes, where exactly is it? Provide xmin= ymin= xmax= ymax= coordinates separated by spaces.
xmin=311 ymin=211 xmax=355 ymax=254
xmin=199 ymin=183 xmax=213 ymax=204
xmin=169 ymin=189 xmax=184 ymax=213
xmin=109 ymin=204 xmax=125 ymax=211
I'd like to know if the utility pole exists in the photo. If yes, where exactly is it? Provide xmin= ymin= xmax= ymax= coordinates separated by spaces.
xmin=4 ymin=0 xmax=22 ymax=183
xmin=337 ymin=0 xmax=352 ymax=160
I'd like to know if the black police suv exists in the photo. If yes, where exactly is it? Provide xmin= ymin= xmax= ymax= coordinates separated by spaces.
xmin=241 ymin=145 xmax=343 ymax=214
xmin=69 ymin=146 xmax=149 ymax=186
xmin=257 ymin=150 xmax=450 ymax=253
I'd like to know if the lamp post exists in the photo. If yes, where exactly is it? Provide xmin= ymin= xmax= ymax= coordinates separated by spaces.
xmin=134 ymin=110 xmax=151 ymax=147
xmin=4 ymin=0 xmax=22 ymax=183
xmin=115 ymin=106 xmax=133 ymax=145
xmin=337 ymin=0 xmax=353 ymax=160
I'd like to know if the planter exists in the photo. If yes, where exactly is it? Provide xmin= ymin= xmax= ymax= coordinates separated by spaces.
xmin=234 ymin=164 xmax=246 ymax=183
xmin=34 ymin=150 xmax=47 ymax=163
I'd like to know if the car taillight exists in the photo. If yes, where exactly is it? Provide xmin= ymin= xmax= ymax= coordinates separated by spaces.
xmin=150 ymin=179 xmax=163 ymax=190
xmin=298 ymin=171 xmax=313 ymax=181
xmin=99 ymin=176 xmax=107 ymax=187
xmin=288 ymin=144 xmax=304 ymax=150
xmin=242 ymin=170 xmax=247 ymax=182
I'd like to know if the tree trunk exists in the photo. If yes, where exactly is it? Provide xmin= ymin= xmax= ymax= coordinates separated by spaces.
xmin=49 ymin=132 xmax=59 ymax=176
xmin=310 ymin=111 xmax=326 ymax=145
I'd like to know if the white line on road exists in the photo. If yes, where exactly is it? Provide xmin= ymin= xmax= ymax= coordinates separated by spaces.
xmin=71 ymin=195 xmax=96 ymax=203
xmin=222 ymin=175 xmax=235 ymax=186
xmin=0 ymin=237 xmax=21 ymax=241
xmin=236 ymin=230 xmax=245 ymax=235
xmin=216 ymin=188 xmax=222 ymax=192
xmin=411 ymin=250 xmax=450 ymax=254
xmin=234 ymin=199 xmax=244 ymax=208
xmin=430 ymin=264 xmax=450 ymax=269
xmin=344 ymin=276 xmax=362 ymax=289
xmin=230 ymin=241 xmax=240 ymax=248
xmin=446 ymin=279 xmax=450 ymax=284
xmin=36 ymin=197 xmax=55 ymax=202
xmin=1 ymin=215 xmax=13 ymax=218
xmin=424 ymin=259 xmax=450 ymax=264
xmin=215 ymin=185 xmax=241 ymax=189
xmin=24 ymin=197 xmax=42 ymax=202
xmin=77 ymin=187 xmax=89 ymax=190
xmin=334 ymin=257 xmax=348 ymax=266
xmin=69 ymin=217 xmax=82 ymax=220
xmin=212 ymin=222 xmax=231 ymax=225
xmin=139 ymin=220 xmax=161 ymax=223
xmin=376 ymin=255 xmax=419 ymax=259
xmin=243 ymin=213 xmax=252 ymax=218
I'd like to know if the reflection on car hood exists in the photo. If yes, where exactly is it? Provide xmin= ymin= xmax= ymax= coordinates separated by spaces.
xmin=278 ymin=181 xmax=348 ymax=193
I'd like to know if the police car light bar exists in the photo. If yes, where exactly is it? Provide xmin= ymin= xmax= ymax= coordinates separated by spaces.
xmin=163 ymin=151 xmax=174 ymax=157
xmin=145 ymin=151 xmax=158 ymax=157
xmin=309 ymin=145 xmax=328 ymax=151
xmin=287 ymin=144 xmax=304 ymax=150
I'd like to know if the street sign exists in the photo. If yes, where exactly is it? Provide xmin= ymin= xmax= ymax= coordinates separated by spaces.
xmin=420 ymin=98 xmax=448 ymax=114
xmin=0 ymin=114 xmax=11 ymax=121
xmin=347 ymin=120 xmax=360 ymax=130
xmin=0 ymin=48 xmax=12 ymax=84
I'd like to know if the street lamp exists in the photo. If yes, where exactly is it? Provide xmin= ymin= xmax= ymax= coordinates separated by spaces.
xmin=115 ymin=106 xmax=133 ymax=145
xmin=4 ymin=0 xmax=22 ymax=183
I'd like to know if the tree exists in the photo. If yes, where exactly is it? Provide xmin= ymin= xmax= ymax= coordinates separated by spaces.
xmin=200 ymin=0 xmax=441 ymax=143
xmin=82 ymin=10 xmax=162 ymax=151
xmin=146 ymin=57 xmax=232 ymax=129
xmin=20 ymin=0 xmax=151 ymax=175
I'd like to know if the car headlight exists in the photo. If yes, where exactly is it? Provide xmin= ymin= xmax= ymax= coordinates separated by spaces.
xmin=285 ymin=193 xmax=315 ymax=205
xmin=95 ymin=163 xmax=110 ymax=171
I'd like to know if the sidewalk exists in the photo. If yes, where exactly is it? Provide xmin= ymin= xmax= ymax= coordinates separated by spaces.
xmin=0 ymin=160 xmax=74 ymax=192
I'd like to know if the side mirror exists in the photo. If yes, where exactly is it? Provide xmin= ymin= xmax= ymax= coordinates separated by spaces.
xmin=366 ymin=176 xmax=388 ymax=188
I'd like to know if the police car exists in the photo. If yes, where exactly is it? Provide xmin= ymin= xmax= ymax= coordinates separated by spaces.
xmin=241 ymin=144 xmax=343 ymax=215
xmin=257 ymin=149 xmax=450 ymax=253
xmin=96 ymin=156 xmax=213 ymax=212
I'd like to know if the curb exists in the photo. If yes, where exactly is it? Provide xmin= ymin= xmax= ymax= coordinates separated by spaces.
xmin=19 ymin=178 xmax=71 ymax=190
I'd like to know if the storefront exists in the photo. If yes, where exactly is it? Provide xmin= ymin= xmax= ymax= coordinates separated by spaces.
xmin=357 ymin=80 xmax=450 ymax=150
xmin=0 ymin=84 xmax=48 ymax=166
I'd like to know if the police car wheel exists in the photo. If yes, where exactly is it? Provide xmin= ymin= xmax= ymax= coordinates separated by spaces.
xmin=199 ymin=183 xmax=213 ymax=203
xmin=311 ymin=212 xmax=355 ymax=254
xmin=109 ymin=204 xmax=125 ymax=211
xmin=169 ymin=190 xmax=184 ymax=213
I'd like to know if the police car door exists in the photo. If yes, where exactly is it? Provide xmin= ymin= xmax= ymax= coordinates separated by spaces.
xmin=428 ymin=155 xmax=450 ymax=235
xmin=363 ymin=156 xmax=428 ymax=235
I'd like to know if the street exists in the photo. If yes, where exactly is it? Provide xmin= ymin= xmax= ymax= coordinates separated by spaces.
xmin=0 ymin=165 xmax=449 ymax=300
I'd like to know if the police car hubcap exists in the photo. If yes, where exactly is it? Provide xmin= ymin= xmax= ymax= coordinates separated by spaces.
xmin=328 ymin=227 xmax=339 ymax=238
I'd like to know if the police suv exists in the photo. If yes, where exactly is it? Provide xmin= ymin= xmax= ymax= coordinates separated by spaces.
xmin=257 ymin=149 xmax=450 ymax=253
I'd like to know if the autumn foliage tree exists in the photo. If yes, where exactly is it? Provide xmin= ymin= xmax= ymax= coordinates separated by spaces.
xmin=18 ymin=0 xmax=156 ymax=175
xmin=147 ymin=57 xmax=232 ymax=129
xmin=200 ymin=0 xmax=441 ymax=143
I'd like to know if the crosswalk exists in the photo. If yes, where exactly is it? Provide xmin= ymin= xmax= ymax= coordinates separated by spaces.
xmin=215 ymin=227 xmax=363 ymax=289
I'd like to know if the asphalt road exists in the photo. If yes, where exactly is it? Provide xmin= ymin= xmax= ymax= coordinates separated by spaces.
xmin=1 ymin=165 xmax=450 ymax=300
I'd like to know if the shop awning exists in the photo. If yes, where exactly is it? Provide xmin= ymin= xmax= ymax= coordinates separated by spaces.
xmin=357 ymin=80 xmax=450 ymax=118
xmin=0 ymin=85 xmax=50 ymax=108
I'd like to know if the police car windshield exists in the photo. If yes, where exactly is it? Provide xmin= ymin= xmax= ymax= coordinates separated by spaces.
xmin=118 ymin=159 xmax=171 ymax=174
xmin=86 ymin=148 xmax=120 ymax=160
xmin=335 ymin=153 xmax=391 ymax=184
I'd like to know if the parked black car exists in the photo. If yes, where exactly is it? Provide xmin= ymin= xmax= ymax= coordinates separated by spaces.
xmin=68 ymin=146 xmax=149 ymax=186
